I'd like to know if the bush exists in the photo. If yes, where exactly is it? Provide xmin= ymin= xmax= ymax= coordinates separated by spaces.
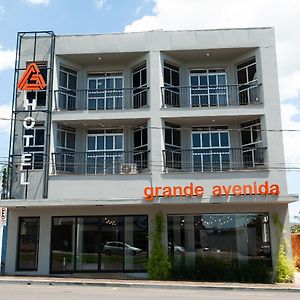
xmin=275 ymin=243 xmax=296 ymax=283
xmin=272 ymin=213 xmax=296 ymax=283
xmin=170 ymin=256 xmax=272 ymax=283
xmin=147 ymin=212 xmax=171 ymax=280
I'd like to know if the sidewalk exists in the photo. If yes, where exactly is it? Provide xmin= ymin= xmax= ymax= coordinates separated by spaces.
xmin=0 ymin=273 xmax=300 ymax=292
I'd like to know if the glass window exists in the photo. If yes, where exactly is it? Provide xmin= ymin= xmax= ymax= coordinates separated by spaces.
xmin=115 ymin=135 xmax=123 ymax=150
xmin=76 ymin=217 xmax=99 ymax=271
xmin=87 ymin=136 xmax=95 ymax=150
xmin=190 ymin=69 xmax=228 ymax=107
xmin=50 ymin=215 xmax=148 ymax=273
xmin=101 ymin=217 xmax=124 ymax=271
xmin=17 ymin=217 xmax=40 ymax=271
xmin=51 ymin=217 xmax=76 ymax=273
xmin=87 ymin=75 xmax=123 ymax=110
xmin=124 ymin=216 xmax=148 ymax=271
xmin=133 ymin=64 xmax=147 ymax=108
xmin=168 ymin=213 xmax=272 ymax=280
xmin=23 ymin=125 xmax=45 ymax=170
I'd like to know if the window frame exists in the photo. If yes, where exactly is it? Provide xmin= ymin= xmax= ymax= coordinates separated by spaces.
xmin=16 ymin=217 xmax=40 ymax=271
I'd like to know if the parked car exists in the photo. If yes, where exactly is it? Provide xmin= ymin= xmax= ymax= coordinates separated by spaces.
xmin=103 ymin=241 xmax=142 ymax=255
xmin=168 ymin=242 xmax=185 ymax=254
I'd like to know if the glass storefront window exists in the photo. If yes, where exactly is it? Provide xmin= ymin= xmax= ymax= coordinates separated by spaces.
xmin=101 ymin=216 xmax=124 ymax=271
xmin=76 ymin=217 xmax=99 ymax=271
xmin=51 ymin=217 xmax=76 ymax=272
xmin=17 ymin=217 xmax=40 ymax=271
xmin=124 ymin=216 xmax=148 ymax=271
xmin=168 ymin=213 xmax=271 ymax=271
xmin=50 ymin=215 xmax=148 ymax=273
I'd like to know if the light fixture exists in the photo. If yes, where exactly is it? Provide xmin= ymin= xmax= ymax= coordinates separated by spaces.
xmin=97 ymin=56 xmax=103 ymax=61
xmin=205 ymin=52 xmax=211 ymax=57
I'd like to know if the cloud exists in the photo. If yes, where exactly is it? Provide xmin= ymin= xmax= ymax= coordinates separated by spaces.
xmin=124 ymin=0 xmax=300 ymax=102
xmin=0 ymin=45 xmax=15 ymax=71
xmin=0 ymin=2 xmax=4 ymax=17
xmin=24 ymin=0 xmax=50 ymax=5
xmin=95 ymin=0 xmax=106 ymax=8
xmin=281 ymin=103 xmax=300 ymax=164
xmin=0 ymin=104 xmax=11 ymax=134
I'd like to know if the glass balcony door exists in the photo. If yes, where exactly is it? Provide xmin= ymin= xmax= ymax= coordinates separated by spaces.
xmin=190 ymin=69 xmax=228 ymax=107
xmin=86 ymin=130 xmax=124 ymax=174
xmin=87 ymin=74 xmax=123 ymax=110
xmin=192 ymin=129 xmax=230 ymax=172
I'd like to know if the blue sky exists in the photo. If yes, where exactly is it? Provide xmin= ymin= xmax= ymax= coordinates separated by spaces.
xmin=0 ymin=0 xmax=300 ymax=220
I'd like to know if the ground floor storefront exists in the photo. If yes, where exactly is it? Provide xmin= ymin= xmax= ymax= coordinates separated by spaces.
xmin=4 ymin=202 xmax=291 ymax=278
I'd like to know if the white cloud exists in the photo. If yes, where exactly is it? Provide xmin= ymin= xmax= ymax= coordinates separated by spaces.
xmin=0 ymin=104 xmax=11 ymax=134
xmin=0 ymin=3 xmax=4 ymax=17
xmin=0 ymin=45 xmax=15 ymax=71
xmin=124 ymin=0 xmax=300 ymax=101
xmin=24 ymin=0 xmax=50 ymax=5
xmin=95 ymin=0 xmax=106 ymax=8
xmin=281 ymin=103 xmax=300 ymax=164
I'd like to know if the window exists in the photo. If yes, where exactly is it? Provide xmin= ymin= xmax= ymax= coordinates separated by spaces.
xmin=50 ymin=215 xmax=148 ymax=273
xmin=164 ymin=122 xmax=181 ymax=170
xmin=86 ymin=129 xmax=124 ymax=174
xmin=88 ymin=73 xmax=123 ymax=110
xmin=168 ymin=213 xmax=272 ymax=280
xmin=58 ymin=66 xmax=77 ymax=110
xmin=55 ymin=125 xmax=76 ymax=173
xmin=50 ymin=217 xmax=76 ymax=272
xmin=241 ymin=119 xmax=264 ymax=167
xmin=26 ymin=62 xmax=47 ymax=107
xmin=23 ymin=124 xmax=45 ymax=170
xmin=132 ymin=64 xmax=147 ymax=108
xmin=237 ymin=58 xmax=258 ymax=104
xmin=190 ymin=69 xmax=228 ymax=107
xmin=192 ymin=126 xmax=230 ymax=171
xmin=17 ymin=217 xmax=40 ymax=271
xmin=134 ymin=124 xmax=148 ymax=171
xmin=163 ymin=62 xmax=180 ymax=107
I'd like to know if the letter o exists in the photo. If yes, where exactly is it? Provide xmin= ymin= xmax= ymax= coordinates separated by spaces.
xmin=23 ymin=117 xmax=35 ymax=129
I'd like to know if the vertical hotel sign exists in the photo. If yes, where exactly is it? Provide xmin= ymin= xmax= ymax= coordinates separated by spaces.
xmin=17 ymin=63 xmax=46 ymax=185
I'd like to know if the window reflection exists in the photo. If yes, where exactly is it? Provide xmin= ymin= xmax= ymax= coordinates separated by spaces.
xmin=168 ymin=213 xmax=271 ymax=269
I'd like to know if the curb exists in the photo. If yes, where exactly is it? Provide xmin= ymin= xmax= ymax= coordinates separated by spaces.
xmin=0 ymin=278 xmax=300 ymax=292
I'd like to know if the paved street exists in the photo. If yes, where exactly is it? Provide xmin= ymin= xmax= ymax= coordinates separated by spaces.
xmin=0 ymin=284 xmax=300 ymax=300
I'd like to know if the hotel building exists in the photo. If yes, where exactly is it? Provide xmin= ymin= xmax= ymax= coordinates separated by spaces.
xmin=2 ymin=28 xmax=297 ymax=276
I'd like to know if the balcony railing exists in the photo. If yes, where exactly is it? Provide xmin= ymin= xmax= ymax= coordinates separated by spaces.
xmin=54 ymin=87 xmax=149 ymax=111
xmin=51 ymin=150 xmax=149 ymax=175
xmin=161 ymin=83 xmax=262 ymax=108
xmin=162 ymin=147 xmax=267 ymax=173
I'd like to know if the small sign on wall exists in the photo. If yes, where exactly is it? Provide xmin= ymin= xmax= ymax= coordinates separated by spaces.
xmin=0 ymin=207 xmax=7 ymax=226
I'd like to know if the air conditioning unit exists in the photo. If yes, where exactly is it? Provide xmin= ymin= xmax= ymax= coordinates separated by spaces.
xmin=120 ymin=163 xmax=138 ymax=174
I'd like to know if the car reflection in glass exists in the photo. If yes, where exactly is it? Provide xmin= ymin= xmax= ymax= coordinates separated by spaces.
xmin=103 ymin=242 xmax=142 ymax=255
xmin=168 ymin=242 xmax=185 ymax=254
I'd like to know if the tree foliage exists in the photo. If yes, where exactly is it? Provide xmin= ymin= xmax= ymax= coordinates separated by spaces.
xmin=147 ymin=212 xmax=171 ymax=280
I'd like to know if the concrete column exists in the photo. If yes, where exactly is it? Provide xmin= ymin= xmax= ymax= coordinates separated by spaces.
xmin=148 ymin=50 xmax=164 ymax=181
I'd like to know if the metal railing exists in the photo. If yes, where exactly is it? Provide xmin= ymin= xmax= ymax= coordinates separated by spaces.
xmin=162 ymin=147 xmax=267 ymax=173
xmin=54 ymin=87 xmax=149 ymax=111
xmin=51 ymin=150 xmax=149 ymax=175
xmin=161 ymin=83 xmax=262 ymax=108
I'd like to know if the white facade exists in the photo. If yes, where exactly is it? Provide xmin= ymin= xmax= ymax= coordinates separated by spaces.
xmin=2 ymin=28 xmax=297 ymax=277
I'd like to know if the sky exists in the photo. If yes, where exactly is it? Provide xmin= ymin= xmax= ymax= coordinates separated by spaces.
xmin=0 ymin=0 xmax=299 ymax=220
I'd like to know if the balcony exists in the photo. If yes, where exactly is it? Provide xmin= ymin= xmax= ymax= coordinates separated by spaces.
xmin=162 ymin=147 xmax=267 ymax=173
xmin=161 ymin=83 xmax=261 ymax=108
xmin=51 ymin=150 xmax=149 ymax=175
xmin=54 ymin=87 xmax=149 ymax=111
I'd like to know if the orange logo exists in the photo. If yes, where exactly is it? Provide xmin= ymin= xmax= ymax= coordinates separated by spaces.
xmin=17 ymin=63 xmax=46 ymax=91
